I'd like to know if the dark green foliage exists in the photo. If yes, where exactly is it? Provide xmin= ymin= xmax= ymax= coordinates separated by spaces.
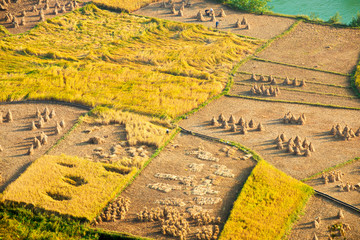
xmin=350 ymin=12 xmax=360 ymax=27
xmin=328 ymin=12 xmax=342 ymax=24
xmin=224 ymin=0 xmax=271 ymax=13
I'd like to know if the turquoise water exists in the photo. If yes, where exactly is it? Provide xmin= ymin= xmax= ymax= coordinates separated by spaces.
xmin=268 ymin=0 xmax=360 ymax=24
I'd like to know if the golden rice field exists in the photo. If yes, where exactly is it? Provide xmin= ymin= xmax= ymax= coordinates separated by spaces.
xmin=219 ymin=160 xmax=314 ymax=240
xmin=93 ymin=0 xmax=159 ymax=12
xmin=0 ymin=4 xmax=262 ymax=119
xmin=1 ymin=155 xmax=137 ymax=221
xmin=86 ymin=106 xmax=173 ymax=148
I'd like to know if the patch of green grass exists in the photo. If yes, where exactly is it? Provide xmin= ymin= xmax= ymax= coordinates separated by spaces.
xmin=0 ymin=4 xmax=261 ymax=119
xmin=219 ymin=160 xmax=313 ymax=240
xmin=1 ymin=155 xmax=137 ymax=221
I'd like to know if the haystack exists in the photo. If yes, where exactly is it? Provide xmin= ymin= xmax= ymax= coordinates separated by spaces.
xmin=304 ymin=149 xmax=311 ymax=157
xmin=269 ymin=85 xmax=274 ymax=95
xmin=287 ymin=137 xmax=294 ymax=146
xmin=218 ymin=113 xmax=226 ymax=123
xmin=40 ymin=132 xmax=48 ymax=145
xmin=31 ymin=121 xmax=37 ymax=130
xmin=0 ymin=145 xmax=3 ymax=152
xmin=197 ymin=11 xmax=205 ymax=21
xmin=5 ymin=110 xmax=13 ymax=122
xmin=275 ymin=135 xmax=282 ymax=143
xmin=268 ymin=75 xmax=273 ymax=82
xmin=222 ymin=120 xmax=229 ymax=129
xmin=218 ymin=8 xmax=226 ymax=17
xmin=228 ymin=114 xmax=236 ymax=124
xmin=287 ymin=145 xmax=294 ymax=153
xmin=210 ymin=14 xmax=216 ymax=22
xmin=88 ymin=136 xmax=105 ymax=144
xmin=260 ymin=84 xmax=266 ymax=92
xmin=349 ymin=129 xmax=355 ymax=138
xmin=253 ymin=83 xmax=259 ymax=91
xmin=38 ymin=116 xmax=44 ymax=128
xmin=265 ymin=89 xmax=271 ymax=96
xmin=240 ymin=126 xmax=247 ymax=135
xmin=55 ymin=1 xmax=61 ymax=8
xmin=300 ymin=79 xmax=306 ymax=87
xmin=5 ymin=12 xmax=13 ymax=22
xmin=44 ymin=114 xmax=50 ymax=122
xmin=290 ymin=115 xmax=297 ymax=124
xmin=313 ymin=220 xmax=319 ymax=229
xmin=235 ymin=19 xmax=241 ymax=28
xmin=284 ymin=76 xmax=291 ymax=85
xmin=280 ymin=133 xmax=286 ymax=142
xmin=356 ymin=128 xmax=360 ymax=137
xmin=294 ymin=136 xmax=301 ymax=145
xmin=27 ymin=145 xmax=34 ymax=155
xmin=335 ymin=128 xmax=342 ymax=139
xmin=245 ymin=24 xmax=250 ymax=30
xmin=180 ymin=2 xmax=185 ymax=11
xmin=313 ymin=233 xmax=318 ymax=240
xmin=260 ymin=75 xmax=266 ymax=82
xmin=302 ymin=138 xmax=310 ymax=148
xmin=241 ymin=17 xmax=247 ymax=25
xmin=337 ymin=210 xmax=344 ymax=219
xmin=335 ymin=123 xmax=341 ymax=130
xmin=178 ymin=9 xmax=184 ymax=17
xmin=237 ymin=117 xmax=245 ymax=127
xmin=55 ymin=125 xmax=61 ymax=135
xmin=276 ymin=142 xmax=283 ymax=150
xmin=257 ymin=123 xmax=264 ymax=131
xmin=309 ymin=143 xmax=315 ymax=152
xmin=54 ymin=6 xmax=58 ymax=15
xmin=301 ymin=113 xmax=306 ymax=121
xmin=49 ymin=109 xmax=56 ymax=118
xmin=270 ymin=77 xmax=277 ymax=85
xmin=283 ymin=114 xmax=289 ymax=124
xmin=34 ymin=138 xmax=41 ymax=149
xmin=298 ymin=116 xmax=305 ymax=125
xmin=230 ymin=124 xmax=237 ymax=132
xmin=250 ymin=87 xmax=257 ymax=95
xmin=60 ymin=120 xmax=65 ymax=128
xmin=344 ymin=131 xmax=351 ymax=141
xmin=293 ymin=78 xmax=298 ymax=86
xmin=211 ymin=116 xmax=218 ymax=126
xmin=275 ymin=87 xmax=281 ymax=95
xmin=22 ymin=10 xmax=26 ymax=17
xmin=12 ymin=18 xmax=19 ymax=28
xmin=342 ymin=125 xmax=349 ymax=135
xmin=20 ymin=16 xmax=25 ymax=26
xmin=248 ymin=119 xmax=254 ymax=128
xmin=40 ymin=13 xmax=45 ymax=22
xmin=61 ymin=5 xmax=66 ymax=13
xmin=257 ymin=88 xmax=263 ymax=95
xmin=251 ymin=73 xmax=257 ymax=81
xmin=294 ymin=146 xmax=301 ymax=156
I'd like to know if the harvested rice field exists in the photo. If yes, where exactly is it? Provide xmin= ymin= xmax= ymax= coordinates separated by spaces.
xmin=289 ymin=195 xmax=360 ymax=240
xmin=96 ymin=133 xmax=256 ymax=239
xmin=0 ymin=102 xmax=87 ymax=191
xmin=179 ymin=96 xmax=360 ymax=180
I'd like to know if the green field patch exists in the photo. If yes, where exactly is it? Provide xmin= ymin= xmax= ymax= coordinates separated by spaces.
xmin=0 ymin=4 xmax=261 ymax=119
xmin=219 ymin=160 xmax=313 ymax=240
xmin=1 ymin=155 xmax=137 ymax=221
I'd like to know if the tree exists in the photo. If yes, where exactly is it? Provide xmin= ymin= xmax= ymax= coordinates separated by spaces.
xmin=350 ymin=12 xmax=360 ymax=27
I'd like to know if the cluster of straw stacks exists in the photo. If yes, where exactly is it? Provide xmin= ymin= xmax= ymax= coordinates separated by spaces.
xmin=189 ymin=208 xmax=221 ymax=226
xmin=168 ymin=0 xmax=191 ymax=17
xmin=210 ymin=113 xmax=264 ymax=134
xmin=250 ymin=74 xmax=306 ymax=87
xmin=322 ymin=171 xmax=343 ymax=184
xmin=330 ymin=124 xmax=360 ymax=141
xmin=31 ymin=107 xmax=61 ymax=131
xmin=235 ymin=17 xmax=249 ymax=29
xmin=283 ymin=112 xmax=306 ymax=125
xmin=274 ymin=134 xmax=314 ymax=157
xmin=28 ymin=131 xmax=48 ymax=155
xmin=137 ymin=206 xmax=190 ymax=239
xmin=155 ymin=198 xmax=186 ymax=207
xmin=283 ymin=76 xmax=306 ymax=87
xmin=0 ymin=109 xmax=13 ymax=123
xmin=339 ymin=182 xmax=359 ymax=192
xmin=195 ymin=225 xmax=220 ymax=240
xmin=92 ymin=197 xmax=130 ymax=225
xmin=148 ymin=182 xmax=182 ymax=193
xmin=196 ymin=8 xmax=225 ymax=22
xmin=250 ymin=83 xmax=281 ymax=97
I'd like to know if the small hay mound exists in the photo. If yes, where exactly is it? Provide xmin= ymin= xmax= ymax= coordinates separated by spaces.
xmin=88 ymin=136 xmax=105 ymax=144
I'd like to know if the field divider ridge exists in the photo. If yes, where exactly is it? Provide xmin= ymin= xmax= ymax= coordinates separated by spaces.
xmin=252 ymin=57 xmax=351 ymax=76
xmin=315 ymin=190 xmax=360 ymax=215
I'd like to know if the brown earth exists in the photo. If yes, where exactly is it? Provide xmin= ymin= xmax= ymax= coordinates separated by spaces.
xmin=257 ymin=21 xmax=360 ymax=74
xmin=289 ymin=195 xmax=360 ymax=240
xmin=0 ymin=0 xmax=86 ymax=35
xmin=96 ymin=133 xmax=256 ymax=239
xmin=179 ymin=96 xmax=360 ymax=180
xmin=0 ymin=102 xmax=87 ymax=192
xmin=134 ymin=0 xmax=295 ymax=40
xmin=306 ymin=160 xmax=360 ymax=208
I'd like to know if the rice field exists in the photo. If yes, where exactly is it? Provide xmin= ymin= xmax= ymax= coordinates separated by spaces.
xmin=219 ymin=160 xmax=314 ymax=240
xmin=1 ymin=155 xmax=137 ymax=221
xmin=93 ymin=0 xmax=160 ymax=12
xmin=0 ymin=4 xmax=261 ymax=119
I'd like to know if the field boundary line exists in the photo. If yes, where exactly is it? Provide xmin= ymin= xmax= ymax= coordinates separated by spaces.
xmin=0 ymin=99 xmax=92 ymax=110
xmin=252 ymin=57 xmax=351 ymax=76
xmin=236 ymin=71 xmax=351 ymax=89
xmin=315 ymin=190 xmax=360 ymax=215
xmin=225 ymin=94 xmax=360 ymax=111
xmin=234 ymin=82 xmax=357 ymax=99
xmin=302 ymin=157 xmax=360 ymax=182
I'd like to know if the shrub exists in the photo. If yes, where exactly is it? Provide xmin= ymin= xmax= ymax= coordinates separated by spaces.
xmin=328 ymin=12 xmax=342 ymax=24
xmin=224 ymin=0 xmax=271 ymax=13
xmin=350 ymin=12 xmax=360 ymax=27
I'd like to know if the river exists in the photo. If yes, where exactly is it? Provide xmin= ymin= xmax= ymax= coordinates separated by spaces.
xmin=268 ymin=0 xmax=360 ymax=24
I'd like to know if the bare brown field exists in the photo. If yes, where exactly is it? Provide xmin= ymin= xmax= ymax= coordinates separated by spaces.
xmin=0 ymin=102 xmax=87 ymax=191
xmin=257 ymin=21 xmax=360 ymax=74
xmin=289 ymin=195 xmax=360 ymax=240
xmin=0 ymin=0 xmax=86 ymax=34
xmin=179 ymin=96 xmax=360 ymax=180
xmin=134 ymin=0 xmax=295 ymax=40
xmin=231 ymin=60 xmax=360 ymax=108
xmin=306 ymin=160 xmax=360 ymax=208
xmin=96 ymin=133 xmax=256 ymax=239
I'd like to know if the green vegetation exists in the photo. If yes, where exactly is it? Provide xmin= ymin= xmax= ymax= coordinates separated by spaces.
xmin=1 ymin=155 xmax=137 ymax=221
xmin=328 ymin=12 xmax=342 ymax=24
xmin=349 ymin=12 xmax=360 ymax=27
xmin=224 ymin=0 xmax=271 ymax=13
xmin=354 ymin=61 xmax=360 ymax=92
xmin=0 ymin=4 xmax=261 ymax=119
xmin=219 ymin=160 xmax=313 ymax=240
